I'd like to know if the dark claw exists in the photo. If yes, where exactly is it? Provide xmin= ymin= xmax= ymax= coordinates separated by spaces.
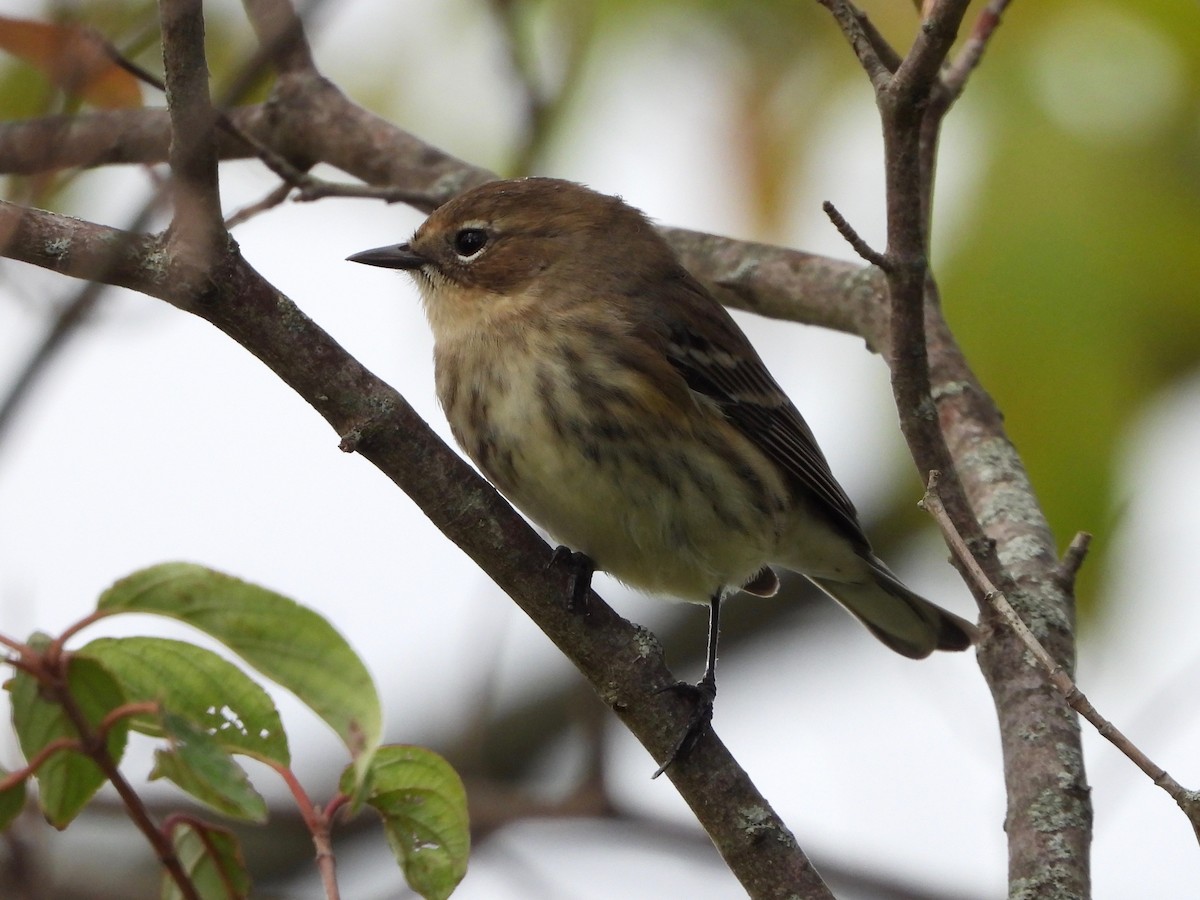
xmin=547 ymin=546 xmax=594 ymax=615
xmin=651 ymin=676 xmax=716 ymax=779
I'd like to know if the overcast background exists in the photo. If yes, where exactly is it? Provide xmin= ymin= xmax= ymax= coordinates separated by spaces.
xmin=2 ymin=0 xmax=1199 ymax=897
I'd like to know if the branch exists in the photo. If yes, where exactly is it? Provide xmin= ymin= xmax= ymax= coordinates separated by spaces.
xmin=40 ymin=650 xmax=200 ymax=899
xmin=0 ymin=737 xmax=81 ymax=791
xmin=0 ymin=8 xmax=1099 ymax=888
xmin=160 ymin=0 xmax=224 ymax=256
xmin=816 ymin=0 xmax=1093 ymax=893
xmin=0 ymin=199 xmax=832 ymax=899
xmin=0 ymin=193 xmax=164 ymax=450
xmin=0 ymin=0 xmax=323 ymax=450
xmin=1055 ymin=531 xmax=1093 ymax=594
xmin=888 ymin=0 xmax=971 ymax=105
xmin=941 ymin=0 xmax=1015 ymax=103
xmin=813 ymin=0 xmax=892 ymax=89
xmin=241 ymin=0 xmax=318 ymax=77
xmin=271 ymin=762 xmax=341 ymax=900
xmin=821 ymin=200 xmax=890 ymax=271
xmin=922 ymin=473 xmax=1200 ymax=844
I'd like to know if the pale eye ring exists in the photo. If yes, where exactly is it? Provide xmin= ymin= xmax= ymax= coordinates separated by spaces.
xmin=452 ymin=228 xmax=488 ymax=259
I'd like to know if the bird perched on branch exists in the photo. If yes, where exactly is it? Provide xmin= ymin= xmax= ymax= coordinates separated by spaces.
xmin=350 ymin=177 xmax=976 ymax=774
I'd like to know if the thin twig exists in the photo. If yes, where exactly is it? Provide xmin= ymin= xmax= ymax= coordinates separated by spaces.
xmin=941 ymin=0 xmax=1015 ymax=103
xmin=1055 ymin=531 xmax=1093 ymax=593
xmin=52 ymin=662 xmax=201 ymax=897
xmin=0 ymin=632 xmax=34 ymax=656
xmin=822 ymin=201 xmax=891 ymax=271
xmin=102 ymin=40 xmax=167 ymax=93
xmin=239 ymin=0 xmax=319 ymax=79
xmin=851 ymin=6 xmax=903 ymax=73
xmin=920 ymin=0 xmax=1016 ymax=236
xmin=889 ymin=0 xmax=972 ymax=104
xmin=161 ymin=813 xmax=247 ymax=897
xmin=921 ymin=472 xmax=1200 ymax=844
xmin=224 ymin=182 xmax=294 ymax=228
xmin=270 ymin=761 xmax=341 ymax=900
xmin=814 ymin=0 xmax=892 ymax=89
xmin=99 ymin=8 xmax=331 ymax=208
xmin=51 ymin=609 xmax=111 ymax=651
xmin=0 ymin=30 xmax=171 ymax=446
xmin=101 ymin=23 xmax=446 ymax=215
xmin=292 ymin=178 xmax=452 ymax=206
xmin=0 ymin=737 xmax=81 ymax=791
xmin=95 ymin=701 xmax=161 ymax=738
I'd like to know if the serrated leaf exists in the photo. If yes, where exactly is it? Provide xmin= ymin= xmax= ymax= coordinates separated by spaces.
xmin=97 ymin=564 xmax=381 ymax=781
xmin=80 ymin=637 xmax=289 ymax=766
xmin=164 ymin=820 xmax=251 ymax=900
xmin=8 ymin=652 xmax=128 ymax=828
xmin=341 ymin=746 xmax=469 ymax=900
xmin=151 ymin=713 xmax=267 ymax=824
xmin=0 ymin=764 xmax=27 ymax=830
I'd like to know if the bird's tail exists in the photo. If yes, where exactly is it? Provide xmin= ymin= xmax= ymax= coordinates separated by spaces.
xmin=808 ymin=557 xmax=977 ymax=660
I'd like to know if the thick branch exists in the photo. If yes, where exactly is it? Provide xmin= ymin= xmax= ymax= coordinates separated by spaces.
xmin=0 ymin=25 xmax=1100 ymax=890
xmin=0 ymin=199 xmax=831 ymax=900
xmin=821 ymin=0 xmax=1094 ymax=892
xmin=0 ymin=107 xmax=254 ymax=174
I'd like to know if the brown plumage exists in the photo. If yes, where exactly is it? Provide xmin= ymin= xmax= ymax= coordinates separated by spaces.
xmin=350 ymin=177 xmax=976 ymax=768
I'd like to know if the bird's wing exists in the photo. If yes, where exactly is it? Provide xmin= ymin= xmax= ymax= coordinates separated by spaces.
xmin=652 ymin=272 xmax=869 ymax=547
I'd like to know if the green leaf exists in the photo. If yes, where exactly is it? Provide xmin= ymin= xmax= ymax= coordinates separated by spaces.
xmin=0 ymin=764 xmax=27 ymax=831
xmin=150 ymin=713 xmax=268 ymax=823
xmin=342 ymin=745 xmax=469 ymax=900
xmin=79 ymin=637 xmax=289 ymax=766
xmin=163 ymin=819 xmax=251 ymax=900
xmin=96 ymin=564 xmax=381 ymax=777
xmin=8 ymin=650 xmax=129 ymax=828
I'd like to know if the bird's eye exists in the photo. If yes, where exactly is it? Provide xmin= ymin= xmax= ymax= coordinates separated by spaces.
xmin=452 ymin=228 xmax=488 ymax=259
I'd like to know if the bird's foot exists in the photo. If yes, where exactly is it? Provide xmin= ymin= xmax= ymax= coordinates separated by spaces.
xmin=547 ymin=546 xmax=594 ymax=615
xmin=651 ymin=676 xmax=716 ymax=779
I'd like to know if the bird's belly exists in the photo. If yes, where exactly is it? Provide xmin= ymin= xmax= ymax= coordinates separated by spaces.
xmin=486 ymin=405 xmax=779 ymax=602
xmin=440 ymin=340 xmax=787 ymax=601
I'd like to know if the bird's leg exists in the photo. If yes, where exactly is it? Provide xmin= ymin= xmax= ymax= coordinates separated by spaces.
xmin=548 ymin=545 xmax=594 ymax=615
xmin=652 ymin=592 xmax=721 ymax=779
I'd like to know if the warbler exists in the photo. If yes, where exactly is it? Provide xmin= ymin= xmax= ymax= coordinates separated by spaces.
xmin=350 ymin=177 xmax=976 ymax=767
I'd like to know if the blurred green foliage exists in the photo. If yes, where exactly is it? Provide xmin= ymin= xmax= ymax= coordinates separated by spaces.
xmin=934 ymin=2 xmax=1200 ymax=608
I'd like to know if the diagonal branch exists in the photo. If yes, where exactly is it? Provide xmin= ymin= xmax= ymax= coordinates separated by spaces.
xmin=0 ymin=198 xmax=832 ymax=900
xmin=813 ymin=0 xmax=892 ymax=89
xmin=940 ymin=0 xmax=1016 ymax=103
xmin=241 ymin=0 xmax=319 ymax=76
xmin=888 ymin=0 xmax=971 ymax=105
xmin=0 ymin=4 xmax=1102 ymax=890
xmin=922 ymin=473 xmax=1200 ymax=844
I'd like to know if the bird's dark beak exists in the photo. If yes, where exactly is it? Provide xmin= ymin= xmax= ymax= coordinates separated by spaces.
xmin=346 ymin=243 xmax=427 ymax=270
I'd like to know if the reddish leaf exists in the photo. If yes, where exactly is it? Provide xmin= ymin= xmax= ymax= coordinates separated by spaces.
xmin=0 ymin=16 xmax=141 ymax=108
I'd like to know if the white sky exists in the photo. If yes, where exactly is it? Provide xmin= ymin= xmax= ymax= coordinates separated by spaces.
xmin=1 ymin=1 xmax=1197 ymax=897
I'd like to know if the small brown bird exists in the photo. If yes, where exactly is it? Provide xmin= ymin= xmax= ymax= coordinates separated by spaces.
xmin=350 ymin=177 xmax=976 ymax=770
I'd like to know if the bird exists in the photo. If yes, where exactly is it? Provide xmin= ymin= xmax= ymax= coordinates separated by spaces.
xmin=349 ymin=176 xmax=977 ymax=772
